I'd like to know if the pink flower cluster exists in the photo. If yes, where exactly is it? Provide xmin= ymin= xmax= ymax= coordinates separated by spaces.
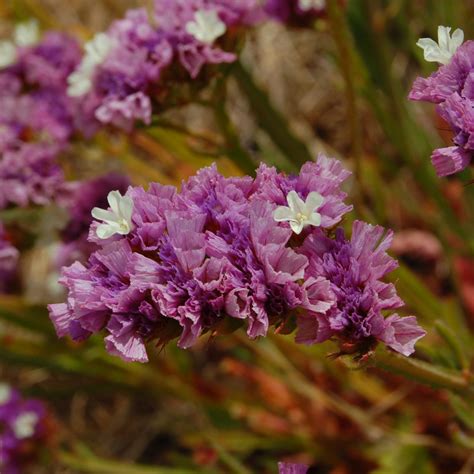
xmin=49 ymin=156 xmax=425 ymax=363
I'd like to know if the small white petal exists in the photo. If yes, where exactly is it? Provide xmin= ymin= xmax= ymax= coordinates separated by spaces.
xmin=185 ymin=10 xmax=226 ymax=44
xmin=107 ymin=190 xmax=123 ymax=215
xmin=290 ymin=221 xmax=304 ymax=235
xmin=96 ymin=222 xmax=121 ymax=240
xmin=305 ymin=191 xmax=324 ymax=213
xmin=91 ymin=207 xmax=117 ymax=223
xmin=307 ymin=212 xmax=322 ymax=227
xmin=13 ymin=412 xmax=38 ymax=439
xmin=0 ymin=41 xmax=17 ymax=68
xmin=273 ymin=206 xmax=295 ymax=222
xmin=14 ymin=20 xmax=40 ymax=47
xmin=118 ymin=195 xmax=134 ymax=223
xmin=286 ymin=190 xmax=305 ymax=214
xmin=0 ymin=383 xmax=12 ymax=405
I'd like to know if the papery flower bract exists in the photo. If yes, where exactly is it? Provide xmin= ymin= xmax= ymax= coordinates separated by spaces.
xmin=91 ymin=190 xmax=134 ymax=239
xmin=296 ymin=221 xmax=426 ymax=356
xmin=416 ymin=26 xmax=464 ymax=65
xmin=185 ymin=10 xmax=227 ymax=44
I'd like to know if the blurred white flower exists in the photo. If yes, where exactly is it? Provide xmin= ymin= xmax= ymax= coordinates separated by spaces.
xmin=298 ymin=0 xmax=326 ymax=11
xmin=13 ymin=412 xmax=39 ymax=439
xmin=185 ymin=10 xmax=226 ymax=44
xmin=14 ymin=19 xmax=40 ymax=47
xmin=68 ymin=32 xmax=116 ymax=97
xmin=0 ymin=41 xmax=17 ymax=68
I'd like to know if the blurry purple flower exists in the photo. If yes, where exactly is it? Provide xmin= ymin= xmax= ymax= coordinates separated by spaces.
xmin=409 ymin=38 xmax=473 ymax=176
xmin=264 ymin=0 xmax=326 ymax=25
xmin=0 ymin=384 xmax=49 ymax=474
xmin=278 ymin=462 xmax=309 ymax=474
xmin=0 ymin=224 xmax=18 ymax=294
xmin=0 ymin=145 xmax=64 ymax=210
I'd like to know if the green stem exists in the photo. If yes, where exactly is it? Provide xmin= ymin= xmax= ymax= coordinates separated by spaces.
xmin=374 ymin=348 xmax=473 ymax=395
xmin=231 ymin=60 xmax=311 ymax=171
xmin=327 ymin=0 xmax=364 ymax=184
xmin=212 ymin=78 xmax=256 ymax=176
xmin=59 ymin=452 xmax=206 ymax=474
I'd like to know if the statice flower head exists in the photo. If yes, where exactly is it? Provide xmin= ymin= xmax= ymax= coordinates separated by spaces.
xmin=409 ymin=27 xmax=473 ymax=177
xmin=0 ymin=145 xmax=64 ymax=210
xmin=264 ymin=0 xmax=326 ymax=25
xmin=0 ymin=224 xmax=19 ymax=294
xmin=49 ymin=156 xmax=425 ymax=363
xmin=67 ymin=1 xmax=262 ymax=130
xmin=297 ymin=221 xmax=426 ymax=356
xmin=0 ymin=384 xmax=50 ymax=474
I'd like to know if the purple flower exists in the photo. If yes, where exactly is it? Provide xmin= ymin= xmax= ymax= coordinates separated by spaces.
xmin=68 ymin=1 xmax=262 ymax=130
xmin=0 ymin=384 xmax=49 ymax=474
xmin=0 ymin=145 xmax=64 ymax=210
xmin=278 ymin=462 xmax=309 ymax=474
xmin=296 ymin=221 xmax=426 ymax=356
xmin=264 ymin=0 xmax=326 ymax=25
xmin=409 ymin=40 xmax=474 ymax=176
xmin=0 ymin=32 xmax=81 ymax=152
xmin=49 ymin=157 xmax=424 ymax=362
xmin=0 ymin=224 xmax=18 ymax=294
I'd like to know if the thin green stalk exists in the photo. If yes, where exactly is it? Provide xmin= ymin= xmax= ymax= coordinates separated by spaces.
xmin=327 ymin=0 xmax=364 ymax=184
xmin=231 ymin=60 xmax=311 ymax=171
xmin=59 ymin=452 xmax=206 ymax=474
xmin=374 ymin=348 xmax=473 ymax=396
xmin=212 ymin=80 xmax=256 ymax=176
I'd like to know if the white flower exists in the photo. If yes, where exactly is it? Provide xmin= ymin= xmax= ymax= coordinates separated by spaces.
xmin=13 ymin=412 xmax=39 ymax=439
xmin=67 ymin=32 xmax=116 ymax=97
xmin=91 ymin=190 xmax=134 ymax=239
xmin=273 ymin=190 xmax=324 ymax=235
xmin=298 ymin=0 xmax=326 ymax=11
xmin=14 ymin=19 xmax=40 ymax=47
xmin=185 ymin=10 xmax=227 ymax=45
xmin=0 ymin=383 xmax=12 ymax=405
xmin=0 ymin=41 xmax=17 ymax=68
xmin=416 ymin=26 xmax=464 ymax=65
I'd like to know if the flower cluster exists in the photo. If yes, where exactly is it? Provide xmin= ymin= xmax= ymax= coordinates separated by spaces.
xmin=265 ymin=0 xmax=326 ymax=25
xmin=0 ymin=23 xmax=82 ymax=209
xmin=67 ymin=0 xmax=262 ymax=130
xmin=410 ymin=26 xmax=473 ymax=177
xmin=0 ymin=384 xmax=50 ymax=474
xmin=49 ymin=156 xmax=425 ymax=363
xmin=0 ymin=223 xmax=18 ymax=294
